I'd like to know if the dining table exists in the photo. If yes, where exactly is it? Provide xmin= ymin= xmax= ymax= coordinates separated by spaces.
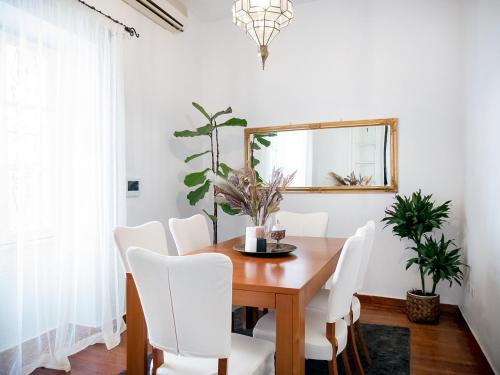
xmin=125 ymin=235 xmax=346 ymax=375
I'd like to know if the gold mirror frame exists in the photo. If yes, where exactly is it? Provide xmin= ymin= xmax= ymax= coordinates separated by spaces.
xmin=244 ymin=118 xmax=398 ymax=193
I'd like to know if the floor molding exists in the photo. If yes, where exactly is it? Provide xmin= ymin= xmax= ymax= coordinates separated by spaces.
xmin=356 ymin=293 xmax=459 ymax=314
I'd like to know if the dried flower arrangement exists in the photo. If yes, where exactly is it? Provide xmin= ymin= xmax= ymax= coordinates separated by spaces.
xmin=214 ymin=166 xmax=296 ymax=226
xmin=329 ymin=171 xmax=373 ymax=186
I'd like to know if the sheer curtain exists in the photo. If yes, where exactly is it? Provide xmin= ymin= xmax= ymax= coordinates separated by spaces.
xmin=0 ymin=1 xmax=126 ymax=373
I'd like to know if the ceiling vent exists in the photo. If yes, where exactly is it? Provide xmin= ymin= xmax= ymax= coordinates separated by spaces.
xmin=123 ymin=0 xmax=187 ymax=33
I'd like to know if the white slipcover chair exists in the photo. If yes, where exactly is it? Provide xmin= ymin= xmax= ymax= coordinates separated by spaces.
xmin=252 ymin=234 xmax=365 ymax=375
xmin=169 ymin=214 xmax=211 ymax=255
xmin=169 ymin=214 xmax=242 ymax=319
xmin=113 ymin=221 xmax=169 ymax=272
xmin=127 ymin=248 xmax=275 ymax=375
xmin=307 ymin=220 xmax=376 ymax=371
xmin=275 ymin=211 xmax=329 ymax=237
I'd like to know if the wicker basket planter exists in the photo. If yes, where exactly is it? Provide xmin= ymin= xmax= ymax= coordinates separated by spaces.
xmin=406 ymin=290 xmax=440 ymax=323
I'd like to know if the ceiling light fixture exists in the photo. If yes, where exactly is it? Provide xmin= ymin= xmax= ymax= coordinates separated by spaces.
xmin=232 ymin=0 xmax=294 ymax=70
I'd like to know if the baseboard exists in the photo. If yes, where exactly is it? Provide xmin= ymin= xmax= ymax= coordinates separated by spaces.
xmin=459 ymin=306 xmax=498 ymax=375
xmin=356 ymin=293 xmax=459 ymax=314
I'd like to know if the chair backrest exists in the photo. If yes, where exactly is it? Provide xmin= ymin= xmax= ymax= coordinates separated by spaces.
xmin=113 ymin=221 xmax=168 ymax=272
xmin=355 ymin=220 xmax=376 ymax=292
xmin=275 ymin=211 xmax=329 ymax=237
xmin=169 ymin=214 xmax=211 ymax=255
xmin=127 ymin=247 xmax=233 ymax=358
xmin=326 ymin=234 xmax=364 ymax=322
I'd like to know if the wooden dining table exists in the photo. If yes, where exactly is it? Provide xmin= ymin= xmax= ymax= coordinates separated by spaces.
xmin=126 ymin=235 xmax=346 ymax=375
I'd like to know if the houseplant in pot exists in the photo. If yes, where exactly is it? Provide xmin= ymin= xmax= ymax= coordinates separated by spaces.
xmin=382 ymin=190 xmax=466 ymax=323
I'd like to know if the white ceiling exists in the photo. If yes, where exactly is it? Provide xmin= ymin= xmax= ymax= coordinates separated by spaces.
xmin=182 ymin=0 xmax=318 ymax=22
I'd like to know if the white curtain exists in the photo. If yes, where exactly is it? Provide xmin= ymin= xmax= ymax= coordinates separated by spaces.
xmin=0 ymin=0 xmax=127 ymax=373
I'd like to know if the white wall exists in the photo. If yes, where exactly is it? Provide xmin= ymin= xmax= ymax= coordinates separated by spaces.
xmin=462 ymin=0 xmax=500 ymax=371
xmin=196 ymin=0 xmax=465 ymax=304
xmin=87 ymin=0 xmax=209 ymax=253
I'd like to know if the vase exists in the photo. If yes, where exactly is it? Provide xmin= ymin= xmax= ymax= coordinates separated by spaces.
xmin=406 ymin=290 xmax=440 ymax=323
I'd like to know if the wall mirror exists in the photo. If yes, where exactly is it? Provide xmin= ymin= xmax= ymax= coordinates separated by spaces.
xmin=244 ymin=118 xmax=398 ymax=192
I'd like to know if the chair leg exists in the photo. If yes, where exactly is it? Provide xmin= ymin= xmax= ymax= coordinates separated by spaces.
xmin=326 ymin=322 xmax=339 ymax=375
xmin=328 ymin=358 xmax=339 ymax=375
xmin=348 ymin=310 xmax=365 ymax=375
xmin=218 ymin=358 xmax=228 ymax=375
xmin=355 ymin=320 xmax=372 ymax=365
xmin=341 ymin=350 xmax=352 ymax=375
xmin=245 ymin=306 xmax=258 ymax=329
xmin=152 ymin=347 xmax=164 ymax=375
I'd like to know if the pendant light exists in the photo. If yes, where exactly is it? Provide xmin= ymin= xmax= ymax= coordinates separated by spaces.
xmin=232 ymin=0 xmax=294 ymax=69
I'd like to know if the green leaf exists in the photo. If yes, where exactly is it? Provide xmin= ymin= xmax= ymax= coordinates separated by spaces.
xmin=251 ymin=157 xmax=260 ymax=168
xmin=184 ymin=150 xmax=211 ymax=163
xmin=174 ymin=129 xmax=203 ymax=138
xmin=195 ymin=124 xmax=214 ymax=136
xmin=202 ymin=209 xmax=217 ymax=222
xmin=220 ymin=203 xmax=239 ymax=216
xmin=192 ymin=102 xmax=211 ymax=121
xmin=217 ymin=117 xmax=247 ymax=127
xmin=184 ymin=168 xmax=211 ymax=187
xmin=218 ymin=163 xmax=232 ymax=178
xmin=212 ymin=107 xmax=232 ymax=120
xmin=187 ymin=180 xmax=210 ymax=205
xmin=255 ymin=135 xmax=271 ymax=147
xmin=251 ymin=143 xmax=261 ymax=150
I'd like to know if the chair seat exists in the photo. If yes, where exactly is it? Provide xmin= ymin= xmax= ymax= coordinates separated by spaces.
xmin=307 ymin=291 xmax=361 ymax=325
xmin=156 ymin=333 xmax=274 ymax=375
xmin=252 ymin=310 xmax=348 ymax=361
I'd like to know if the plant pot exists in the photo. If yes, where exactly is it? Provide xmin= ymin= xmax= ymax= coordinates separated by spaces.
xmin=406 ymin=290 xmax=440 ymax=323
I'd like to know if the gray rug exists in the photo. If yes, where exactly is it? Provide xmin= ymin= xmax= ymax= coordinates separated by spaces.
xmin=119 ymin=309 xmax=410 ymax=375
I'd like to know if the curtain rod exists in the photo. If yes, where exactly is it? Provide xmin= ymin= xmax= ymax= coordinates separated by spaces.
xmin=77 ymin=0 xmax=140 ymax=38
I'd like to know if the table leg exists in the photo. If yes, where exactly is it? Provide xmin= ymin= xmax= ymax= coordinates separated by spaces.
xmin=126 ymin=273 xmax=148 ymax=375
xmin=275 ymin=293 xmax=305 ymax=375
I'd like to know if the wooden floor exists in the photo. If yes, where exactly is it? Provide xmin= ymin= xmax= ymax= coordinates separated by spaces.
xmin=33 ymin=299 xmax=493 ymax=375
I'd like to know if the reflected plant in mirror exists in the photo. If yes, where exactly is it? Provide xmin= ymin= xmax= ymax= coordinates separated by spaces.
xmin=244 ymin=118 xmax=398 ymax=192
xmin=250 ymin=132 xmax=277 ymax=183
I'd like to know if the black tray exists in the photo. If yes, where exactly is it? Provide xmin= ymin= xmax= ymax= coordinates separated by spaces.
xmin=233 ymin=242 xmax=297 ymax=257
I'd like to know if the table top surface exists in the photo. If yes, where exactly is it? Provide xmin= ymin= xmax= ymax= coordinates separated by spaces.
xmin=189 ymin=235 xmax=346 ymax=294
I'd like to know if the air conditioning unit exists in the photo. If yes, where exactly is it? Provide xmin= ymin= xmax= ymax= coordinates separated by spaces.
xmin=123 ymin=0 xmax=187 ymax=33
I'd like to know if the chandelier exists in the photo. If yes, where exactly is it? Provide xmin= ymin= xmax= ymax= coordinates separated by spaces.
xmin=232 ymin=0 xmax=294 ymax=69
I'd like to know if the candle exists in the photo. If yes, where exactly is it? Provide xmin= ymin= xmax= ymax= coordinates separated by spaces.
xmin=245 ymin=237 xmax=257 ymax=252
xmin=255 ymin=226 xmax=265 ymax=238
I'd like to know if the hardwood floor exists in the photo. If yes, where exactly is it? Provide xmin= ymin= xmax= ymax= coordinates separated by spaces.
xmin=33 ymin=299 xmax=493 ymax=375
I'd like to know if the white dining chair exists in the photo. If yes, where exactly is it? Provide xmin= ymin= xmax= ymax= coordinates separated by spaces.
xmin=113 ymin=221 xmax=169 ymax=272
xmin=253 ymin=234 xmax=364 ymax=375
xmin=127 ymin=247 xmax=275 ymax=375
xmin=275 ymin=211 xmax=329 ymax=237
xmin=169 ymin=214 xmax=211 ymax=255
xmin=307 ymin=220 xmax=376 ymax=373
xmin=169 ymin=214 xmax=244 ymax=328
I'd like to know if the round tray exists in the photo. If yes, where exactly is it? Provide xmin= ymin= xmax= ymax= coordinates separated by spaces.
xmin=233 ymin=242 xmax=297 ymax=257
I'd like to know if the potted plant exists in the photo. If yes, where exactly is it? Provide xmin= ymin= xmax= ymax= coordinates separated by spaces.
xmin=173 ymin=102 xmax=247 ymax=244
xmin=382 ymin=190 xmax=466 ymax=323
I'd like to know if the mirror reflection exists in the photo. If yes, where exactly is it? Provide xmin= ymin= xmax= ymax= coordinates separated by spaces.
xmin=246 ymin=119 xmax=398 ymax=192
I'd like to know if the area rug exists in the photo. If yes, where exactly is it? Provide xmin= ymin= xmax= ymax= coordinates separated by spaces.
xmin=119 ymin=309 xmax=410 ymax=375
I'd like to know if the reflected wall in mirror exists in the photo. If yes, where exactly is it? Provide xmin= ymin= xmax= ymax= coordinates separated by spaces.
xmin=245 ymin=118 xmax=398 ymax=192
